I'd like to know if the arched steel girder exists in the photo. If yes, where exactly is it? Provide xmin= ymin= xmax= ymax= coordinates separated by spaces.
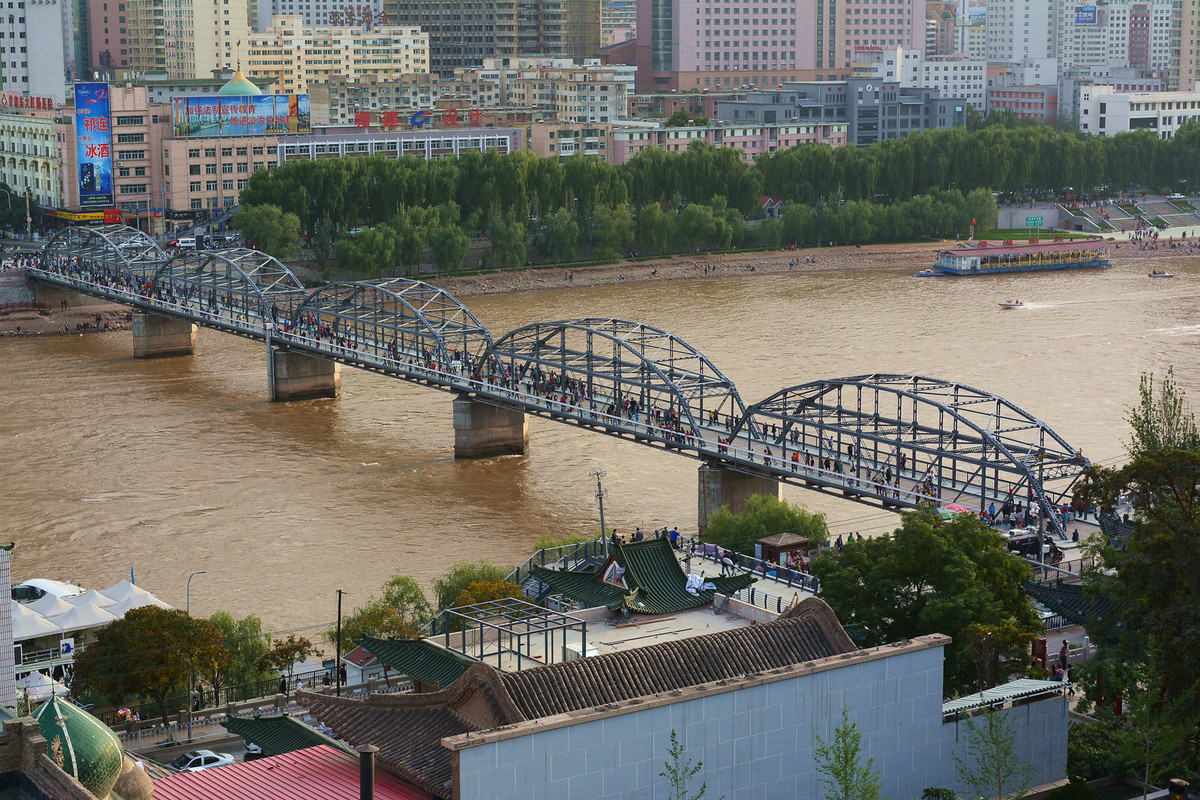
xmin=732 ymin=374 xmax=1090 ymax=530
xmin=482 ymin=319 xmax=745 ymax=437
xmin=42 ymin=224 xmax=166 ymax=281
xmin=292 ymin=279 xmax=495 ymax=371
xmin=153 ymin=248 xmax=309 ymax=321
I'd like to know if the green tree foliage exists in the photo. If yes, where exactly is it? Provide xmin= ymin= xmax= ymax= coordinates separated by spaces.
xmin=533 ymin=207 xmax=580 ymax=263
xmin=334 ymin=223 xmax=397 ymax=278
xmin=813 ymin=707 xmax=882 ymax=800
xmin=232 ymin=203 xmax=302 ymax=259
xmin=659 ymin=729 xmax=712 ymax=800
xmin=665 ymin=110 xmax=709 ymax=127
xmin=486 ymin=212 xmax=527 ymax=270
xmin=432 ymin=559 xmax=510 ymax=611
xmin=253 ymin=634 xmax=318 ymax=678
xmin=452 ymin=579 xmax=524 ymax=609
xmin=593 ymin=201 xmax=634 ymax=261
xmin=427 ymin=223 xmax=471 ymax=273
xmin=811 ymin=507 xmax=1040 ymax=693
xmin=702 ymin=494 xmax=828 ymax=556
xmin=1125 ymin=367 xmax=1200 ymax=456
xmin=635 ymin=202 xmax=675 ymax=255
xmin=206 ymin=611 xmax=271 ymax=699
xmin=73 ymin=607 xmax=230 ymax=726
xmin=952 ymin=708 xmax=1035 ymax=800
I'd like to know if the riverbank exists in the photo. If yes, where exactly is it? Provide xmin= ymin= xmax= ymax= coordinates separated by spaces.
xmin=0 ymin=304 xmax=130 ymax=337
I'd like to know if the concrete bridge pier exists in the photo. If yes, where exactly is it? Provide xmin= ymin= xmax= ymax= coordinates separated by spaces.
xmin=132 ymin=312 xmax=197 ymax=358
xmin=31 ymin=281 xmax=104 ymax=309
xmin=697 ymin=463 xmax=781 ymax=533
xmin=271 ymin=349 xmax=341 ymax=401
xmin=453 ymin=396 xmax=528 ymax=458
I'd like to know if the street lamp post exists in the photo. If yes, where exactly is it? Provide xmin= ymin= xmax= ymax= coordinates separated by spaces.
xmin=186 ymin=570 xmax=207 ymax=616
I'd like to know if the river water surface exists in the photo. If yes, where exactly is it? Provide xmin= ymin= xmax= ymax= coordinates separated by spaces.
xmin=2 ymin=256 xmax=1197 ymax=632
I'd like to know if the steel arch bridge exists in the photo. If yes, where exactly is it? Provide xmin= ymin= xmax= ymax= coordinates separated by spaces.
xmin=481 ymin=319 xmax=746 ymax=442
xmin=293 ymin=279 xmax=495 ymax=375
xmin=26 ymin=226 xmax=1093 ymax=537
xmin=727 ymin=374 xmax=1090 ymax=537
xmin=43 ymin=224 xmax=166 ymax=279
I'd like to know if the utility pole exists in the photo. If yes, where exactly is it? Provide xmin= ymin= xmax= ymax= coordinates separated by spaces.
xmin=24 ymin=186 xmax=30 ymax=241
xmin=590 ymin=469 xmax=608 ymax=548
xmin=335 ymin=589 xmax=345 ymax=697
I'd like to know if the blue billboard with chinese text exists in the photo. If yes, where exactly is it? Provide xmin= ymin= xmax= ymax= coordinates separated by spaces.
xmin=74 ymin=83 xmax=113 ymax=209
xmin=1075 ymin=5 xmax=1097 ymax=24
xmin=172 ymin=94 xmax=311 ymax=137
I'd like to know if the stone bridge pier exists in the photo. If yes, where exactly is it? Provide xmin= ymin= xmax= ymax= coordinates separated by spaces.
xmin=453 ymin=396 xmax=528 ymax=458
xmin=132 ymin=312 xmax=197 ymax=358
xmin=270 ymin=349 xmax=341 ymax=402
xmin=697 ymin=463 xmax=781 ymax=533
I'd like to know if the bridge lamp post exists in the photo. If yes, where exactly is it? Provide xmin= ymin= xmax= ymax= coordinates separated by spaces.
xmin=186 ymin=570 xmax=207 ymax=616
xmin=185 ymin=570 xmax=207 ymax=728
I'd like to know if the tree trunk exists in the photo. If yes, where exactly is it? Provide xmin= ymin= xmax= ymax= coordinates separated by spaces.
xmin=158 ymin=693 xmax=170 ymax=730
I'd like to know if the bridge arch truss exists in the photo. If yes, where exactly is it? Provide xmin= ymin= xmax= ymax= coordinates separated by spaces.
xmin=731 ymin=374 xmax=1090 ymax=536
xmin=482 ymin=319 xmax=745 ymax=442
xmin=153 ymin=248 xmax=309 ymax=324
xmin=43 ymin=224 xmax=167 ymax=281
xmin=291 ymin=279 xmax=495 ymax=376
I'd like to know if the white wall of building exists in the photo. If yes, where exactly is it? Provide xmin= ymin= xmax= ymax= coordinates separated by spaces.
xmin=1078 ymin=85 xmax=1200 ymax=138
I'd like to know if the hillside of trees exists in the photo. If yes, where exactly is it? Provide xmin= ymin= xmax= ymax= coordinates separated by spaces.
xmin=236 ymin=117 xmax=1200 ymax=275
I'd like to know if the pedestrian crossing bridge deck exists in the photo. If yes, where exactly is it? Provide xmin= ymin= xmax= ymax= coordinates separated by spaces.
xmin=25 ymin=225 xmax=1091 ymax=535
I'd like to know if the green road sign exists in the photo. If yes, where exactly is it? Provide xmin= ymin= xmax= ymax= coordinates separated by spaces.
xmin=1025 ymin=216 xmax=1044 ymax=227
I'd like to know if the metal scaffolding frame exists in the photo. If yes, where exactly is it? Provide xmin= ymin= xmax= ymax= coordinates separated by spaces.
xmin=43 ymin=224 xmax=167 ymax=279
xmin=482 ymin=318 xmax=746 ymax=438
xmin=730 ymin=374 xmax=1090 ymax=538
xmin=292 ymin=279 xmax=495 ymax=371
xmin=439 ymin=597 xmax=585 ymax=672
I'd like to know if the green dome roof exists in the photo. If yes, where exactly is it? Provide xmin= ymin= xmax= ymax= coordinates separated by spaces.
xmin=218 ymin=69 xmax=262 ymax=96
xmin=32 ymin=697 xmax=124 ymax=799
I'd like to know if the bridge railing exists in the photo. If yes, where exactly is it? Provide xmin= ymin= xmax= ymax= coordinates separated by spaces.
xmin=683 ymin=537 xmax=820 ymax=595
xmin=505 ymin=538 xmax=609 ymax=587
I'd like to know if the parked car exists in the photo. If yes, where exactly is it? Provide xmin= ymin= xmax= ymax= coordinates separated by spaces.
xmin=169 ymin=750 xmax=235 ymax=772
xmin=1006 ymin=532 xmax=1063 ymax=565
xmin=1168 ymin=192 xmax=1186 ymax=200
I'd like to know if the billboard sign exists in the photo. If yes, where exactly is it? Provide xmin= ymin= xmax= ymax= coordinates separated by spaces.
xmin=1075 ymin=5 xmax=1097 ymax=24
xmin=172 ymin=94 xmax=311 ymax=138
xmin=74 ymin=82 xmax=113 ymax=210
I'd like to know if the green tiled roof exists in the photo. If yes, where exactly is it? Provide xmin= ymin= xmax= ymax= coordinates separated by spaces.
xmin=531 ymin=537 xmax=756 ymax=614
xmin=0 ymin=705 xmax=16 ymax=722
xmin=361 ymin=637 xmax=477 ymax=690
xmin=222 ymin=714 xmax=351 ymax=757
xmin=31 ymin=697 xmax=124 ymax=799
xmin=1024 ymin=580 xmax=1114 ymax=626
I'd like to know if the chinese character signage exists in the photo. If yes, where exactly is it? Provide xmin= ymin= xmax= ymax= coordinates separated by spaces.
xmin=172 ymin=94 xmax=311 ymax=138
xmin=74 ymin=82 xmax=113 ymax=209
xmin=1075 ymin=5 xmax=1097 ymax=24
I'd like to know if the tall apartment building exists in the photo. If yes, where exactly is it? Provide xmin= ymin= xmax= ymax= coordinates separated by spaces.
xmin=502 ymin=58 xmax=632 ymax=122
xmin=857 ymin=46 xmax=986 ymax=110
xmin=245 ymin=16 xmax=429 ymax=95
xmin=601 ymin=0 xmax=635 ymax=46
xmin=0 ymin=0 xmax=78 ymax=102
xmin=386 ymin=0 xmax=600 ymax=77
xmin=88 ymin=0 xmax=129 ymax=72
xmin=1052 ymin=0 xmax=1173 ymax=73
xmin=840 ymin=0 xmax=927 ymax=73
xmin=926 ymin=0 xmax=957 ymax=57
xmin=252 ymin=0 xmax=384 ymax=31
xmin=1168 ymin=0 xmax=1199 ymax=91
xmin=126 ymin=0 xmax=249 ymax=80
xmin=986 ymin=0 xmax=1056 ymax=62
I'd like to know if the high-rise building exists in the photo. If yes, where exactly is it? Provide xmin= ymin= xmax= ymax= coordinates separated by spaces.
xmin=245 ymin=16 xmax=429 ymax=95
xmin=987 ymin=0 xmax=1056 ymax=62
xmin=839 ymin=0 xmax=927 ymax=73
xmin=1169 ymin=0 xmax=1199 ymax=91
xmin=386 ymin=0 xmax=600 ymax=77
xmin=88 ymin=0 xmax=130 ymax=73
xmin=126 ymin=0 xmax=249 ymax=80
xmin=252 ymin=0 xmax=384 ymax=32
xmin=0 ymin=0 xmax=78 ymax=101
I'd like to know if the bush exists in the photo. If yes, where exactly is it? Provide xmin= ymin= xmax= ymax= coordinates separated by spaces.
xmin=533 ymin=533 xmax=596 ymax=550
xmin=1045 ymin=777 xmax=1096 ymax=800
xmin=432 ymin=559 xmax=510 ymax=611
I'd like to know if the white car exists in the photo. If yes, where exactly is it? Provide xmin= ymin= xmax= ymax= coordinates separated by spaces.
xmin=169 ymin=750 xmax=235 ymax=772
xmin=1167 ymin=192 xmax=1186 ymax=200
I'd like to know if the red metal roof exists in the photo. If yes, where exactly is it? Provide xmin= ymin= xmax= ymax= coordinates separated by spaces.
xmin=152 ymin=745 xmax=434 ymax=800
xmin=343 ymin=645 xmax=377 ymax=667
xmin=942 ymin=239 xmax=1107 ymax=257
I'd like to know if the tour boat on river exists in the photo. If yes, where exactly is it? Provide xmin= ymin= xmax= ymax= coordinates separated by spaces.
xmin=931 ymin=240 xmax=1109 ymax=276
xmin=1148 ymin=270 xmax=1175 ymax=278
xmin=998 ymin=300 xmax=1024 ymax=309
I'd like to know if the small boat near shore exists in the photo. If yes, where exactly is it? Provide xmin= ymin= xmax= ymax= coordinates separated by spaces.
xmin=913 ymin=268 xmax=941 ymax=278
xmin=999 ymin=300 xmax=1024 ymax=309
xmin=932 ymin=240 xmax=1108 ymax=275
xmin=1148 ymin=270 xmax=1175 ymax=278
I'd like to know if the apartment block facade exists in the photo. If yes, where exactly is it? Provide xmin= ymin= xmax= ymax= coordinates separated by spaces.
xmin=126 ymin=0 xmax=248 ymax=80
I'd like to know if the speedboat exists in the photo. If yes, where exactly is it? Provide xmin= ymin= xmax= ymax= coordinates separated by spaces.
xmin=999 ymin=300 xmax=1024 ymax=309
xmin=913 ymin=268 xmax=941 ymax=278
xmin=1148 ymin=270 xmax=1175 ymax=278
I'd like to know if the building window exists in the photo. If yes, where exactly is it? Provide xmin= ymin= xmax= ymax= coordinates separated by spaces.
xmin=189 ymin=164 xmax=201 ymax=175
xmin=118 ymin=167 xmax=130 ymax=177
xmin=115 ymin=115 xmax=143 ymax=126
xmin=205 ymin=180 xmax=217 ymax=191
xmin=118 ymin=183 xmax=146 ymax=194
xmin=188 ymin=148 xmax=200 ymax=158
xmin=222 ymin=163 xmax=233 ymax=173
xmin=189 ymin=181 xmax=201 ymax=192
xmin=237 ymin=162 xmax=248 ymax=172
xmin=221 ymin=147 xmax=232 ymax=156
xmin=191 ymin=198 xmax=203 ymax=209
xmin=116 ymin=133 xmax=144 ymax=143
xmin=204 ymin=148 xmax=216 ymax=157
xmin=205 ymin=164 xmax=217 ymax=174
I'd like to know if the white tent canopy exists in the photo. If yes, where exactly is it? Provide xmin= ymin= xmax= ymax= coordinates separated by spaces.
xmin=11 ymin=602 xmax=60 ymax=640
xmin=26 ymin=594 xmax=75 ymax=618
xmin=105 ymin=594 xmax=171 ymax=619
xmin=53 ymin=602 xmax=117 ymax=633
xmin=67 ymin=589 xmax=116 ymax=608
xmin=18 ymin=672 xmax=69 ymax=700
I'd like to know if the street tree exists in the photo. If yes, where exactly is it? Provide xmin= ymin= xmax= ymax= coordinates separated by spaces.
xmin=427 ymin=223 xmax=470 ymax=273
xmin=659 ymin=729 xmax=712 ymax=800
xmin=253 ymin=634 xmax=319 ymax=678
xmin=811 ymin=507 xmax=1040 ymax=693
xmin=73 ymin=606 xmax=229 ymax=726
xmin=232 ymin=204 xmax=302 ymax=260
xmin=702 ymin=494 xmax=828 ymax=556
xmin=952 ymin=708 xmax=1034 ymax=800
xmin=432 ymin=559 xmax=510 ymax=611
xmin=533 ymin=207 xmax=580 ymax=263
xmin=1124 ymin=366 xmax=1200 ymax=455
xmin=322 ymin=573 xmax=434 ymax=686
xmin=205 ymin=611 xmax=271 ymax=701
xmin=813 ymin=706 xmax=882 ymax=800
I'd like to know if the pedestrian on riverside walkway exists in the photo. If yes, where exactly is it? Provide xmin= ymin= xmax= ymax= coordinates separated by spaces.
xmin=279 ymin=676 xmax=287 ymax=697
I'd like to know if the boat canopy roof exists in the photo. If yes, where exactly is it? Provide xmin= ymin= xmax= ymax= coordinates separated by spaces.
xmin=942 ymin=240 xmax=1107 ymax=257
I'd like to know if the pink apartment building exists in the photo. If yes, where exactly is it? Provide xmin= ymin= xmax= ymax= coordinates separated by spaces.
xmin=88 ymin=0 xmax=130 ymax=72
